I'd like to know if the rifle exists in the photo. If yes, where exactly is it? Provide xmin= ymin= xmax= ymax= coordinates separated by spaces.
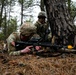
xmin=15 ymin=38 xmax=75 ymax=54
xmin=15 ymin=41 xmax=63 ymax=50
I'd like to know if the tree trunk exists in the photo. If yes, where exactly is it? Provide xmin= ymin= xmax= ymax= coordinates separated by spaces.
xmin=4 ymin=8 xmax=7 ymax=40
xmin=21 ymin=0 xmax=23 ymax=25
xmin=40 ymin=0 xmax=45 ymax=11
xmin=67 ymin=0 xmax=71 ymax=15
xmin=44 ymin=0 xmax=75 ymax=45
xmin=0 ymin=1 xmax=4 ymax=27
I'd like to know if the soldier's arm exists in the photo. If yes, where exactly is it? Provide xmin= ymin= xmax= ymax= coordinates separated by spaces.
xmin=7 ymin=33 xmax=21 ymax=55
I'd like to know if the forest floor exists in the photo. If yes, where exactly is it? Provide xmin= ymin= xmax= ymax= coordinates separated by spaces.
xmin=0 ymin=43 xmax=76 ymax=75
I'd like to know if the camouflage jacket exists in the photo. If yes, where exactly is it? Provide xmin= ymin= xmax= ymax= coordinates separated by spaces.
xmin=6 ymin=32 xmax=40 ymax=56
xmin=34 ymin=21 xmax=48 ymax=38
xmin=34 ymin=21 xmax=52 ymax=41
xmin=6 ymin=32 xmax=21 ymax=55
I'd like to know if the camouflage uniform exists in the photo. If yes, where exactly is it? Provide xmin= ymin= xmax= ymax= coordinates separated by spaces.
xmin=7 ymin=22 xmax=36 ymax=55
xmin=7 ymin=32 xmax=21 ymax=55
xmin=34 ymin=21 xmax=48 ymax=38
xmin=34 ymin=11 xmax=52 ymax=41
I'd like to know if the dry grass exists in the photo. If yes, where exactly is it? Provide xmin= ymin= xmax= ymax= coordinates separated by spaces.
xmin=0 ymin=41 xmax=76 ymax=75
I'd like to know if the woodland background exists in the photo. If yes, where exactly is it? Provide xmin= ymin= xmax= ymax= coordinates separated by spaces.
xmin=0 ymin=0 xmax=76 ymax=75
xmin=0 ymin=0 xmax=76 ymax=41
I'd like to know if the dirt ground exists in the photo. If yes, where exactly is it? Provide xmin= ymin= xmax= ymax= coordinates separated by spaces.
xmin=0 ymin=43 xmax=76 ymax=75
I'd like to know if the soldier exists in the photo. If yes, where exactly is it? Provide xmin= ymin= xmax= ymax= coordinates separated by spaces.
xmin=34 ymin=11 xmax=52 ymax=41
xmin=6 ymin=22 xmax=41 ymax=55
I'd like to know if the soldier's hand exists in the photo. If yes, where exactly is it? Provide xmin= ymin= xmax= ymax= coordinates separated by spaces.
xmin=21 ymin=46 xmax=33 ymax=53
xmin=35 ymin=46 xmax=41 ymax=51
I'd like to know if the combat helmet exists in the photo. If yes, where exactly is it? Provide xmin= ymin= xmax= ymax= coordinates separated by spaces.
xmin=38 ymin=11 xmax=46 ymax=18
xmin=20 ymin=22 xmax=36 ymax=36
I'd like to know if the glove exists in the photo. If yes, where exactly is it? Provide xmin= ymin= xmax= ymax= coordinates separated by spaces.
xmin=35 ymin=46 xmax=41 ymax=51
xmin=21 ymin=46 xmax=33 ymax=53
